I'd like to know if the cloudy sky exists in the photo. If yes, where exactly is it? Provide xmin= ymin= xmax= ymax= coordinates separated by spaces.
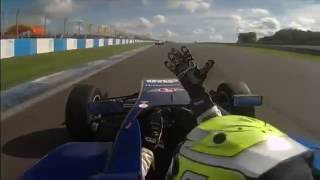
xmin=1 ymin=0 xmax=320 ymax=42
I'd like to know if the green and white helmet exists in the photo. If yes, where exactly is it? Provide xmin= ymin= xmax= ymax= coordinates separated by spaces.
xmin=167 ymin=115 xmax=312 ymax=180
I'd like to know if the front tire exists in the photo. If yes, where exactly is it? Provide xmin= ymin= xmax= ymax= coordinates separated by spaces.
xmin=216 ymin=81 xmax=255 ymax=117
xmin=65 ymin=84 xmax=102 ymax=141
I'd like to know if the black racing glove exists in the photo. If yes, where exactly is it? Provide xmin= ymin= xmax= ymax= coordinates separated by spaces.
xmin=164 ymin=46 xmax=215 ymax=99
xmin=143 ymin=109 xmax=164 ymax=150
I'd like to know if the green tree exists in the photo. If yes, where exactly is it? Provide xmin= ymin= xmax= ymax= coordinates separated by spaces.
xmin=237 ymin=32 xmax=257 ymax=43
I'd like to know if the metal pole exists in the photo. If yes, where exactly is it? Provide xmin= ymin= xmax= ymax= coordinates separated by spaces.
xmin=1 ymin=0 xmax=6 ymax=37
xmin=98 ymin=25 xmax=101 ymax=35
xmin=104 ymin=27 xmax=107 ymax=36
xmin=77 ymin=21 xmax=82 ymax=35
xmin=43 ymin=15 xmax=48 ymax=36
xmin=63 ymin=18 xmax=68 ymax=36
xmin=88 ymin=24 xmax=92 ymax=35
xmin=15 ymin=8 xmax=20 ymax=38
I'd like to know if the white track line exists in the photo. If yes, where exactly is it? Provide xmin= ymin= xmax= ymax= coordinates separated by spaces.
xmin=1 ymin=46 xmax=152 ymax=121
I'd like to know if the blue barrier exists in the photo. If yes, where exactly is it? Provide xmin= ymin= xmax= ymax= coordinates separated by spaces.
xmin=94 ymin=39 xmax=100 ymax=48
xmin=77 ymin=39 xmax=86 ymax=49
xmin=1 ymin=38 xmax=146 ymax=59
xmin=14 ymin=39 xmax=37 ymax=57
xmin=54 ymin=39 xmax=67 ymax=52
xmin=104 ymin=39 xmax=109 ymax=46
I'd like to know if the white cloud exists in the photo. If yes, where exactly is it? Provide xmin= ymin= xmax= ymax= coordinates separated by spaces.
xmin=40 ymin=0 xmax=75 ymax=18
xmin=297 ymin=17 xmax=316 ymax=24
xmin=209 ymin=27 xmax=216 ymax=33
xmin=237 ymin=8 xmax=270 ymax=17
xmin=282 ymin=4 xmax=320 ymax=31
xmin=232 ymin=8 xmax=281 ymax=37
xmin=155 ymin=29 xmax=176 ymax=40
xmin=165 ymin=29 xmax=174 ymax=37
xmin=142 ymin=0 xmax=150 ymax=5
xmin=192 ymin=28 xmax=204 ymax=34
xmin=251 ymin=8 xmax=270 ymax=16
xmin=115 ymin=15 xmax=167 ymax=36
xmin=139 ymin=17 xmax=154 ymax=29
xmin=209 ymin=34 xmax=223 ymax=41
xmin=168 ymin=0 xmax=211 ymax=13
xmin=287 ymin=17 xmax=317 ymax=31
xmin=151 ymin=14 xmax=167 ymax=24
xmin=288 ymin=21 xmax=306 ymax=31
xmin=261 ymin=17 xmax=281 ymax=30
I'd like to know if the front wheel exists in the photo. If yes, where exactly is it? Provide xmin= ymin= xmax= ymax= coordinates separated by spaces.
xmin=65 ymin=84 xmax=102 ymax=141
xmin=216 ymin=81 xmax=255 ymax=117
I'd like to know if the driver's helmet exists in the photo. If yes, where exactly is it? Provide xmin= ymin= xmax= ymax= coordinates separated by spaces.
xmin=167 ymin=115 xmax=313 ymax=180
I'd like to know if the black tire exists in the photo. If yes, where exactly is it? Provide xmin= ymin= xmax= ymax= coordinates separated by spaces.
xmin=216 ymin=81 xmax=255 ymax=117
xmin=65 ymin=84 xmax=102 ymax=141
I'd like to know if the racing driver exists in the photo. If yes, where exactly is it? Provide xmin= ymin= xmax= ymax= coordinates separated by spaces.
xmin=141 ymin=46 xmax=314 ymax=180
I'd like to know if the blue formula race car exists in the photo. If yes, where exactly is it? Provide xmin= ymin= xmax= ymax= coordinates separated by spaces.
xmin=22 ymin=48 xmax=320 ymax=180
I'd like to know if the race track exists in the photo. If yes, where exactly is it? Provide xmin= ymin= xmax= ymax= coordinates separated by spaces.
xmin=2 ymin=43 xmax=320 ymax=179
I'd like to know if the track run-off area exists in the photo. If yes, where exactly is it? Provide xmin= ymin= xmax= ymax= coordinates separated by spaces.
xmin=1 ymin=43 xmax=320 ymax=179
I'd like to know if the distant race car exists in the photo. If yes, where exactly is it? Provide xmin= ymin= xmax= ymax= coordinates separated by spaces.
xmin=155 ymin=41 xmax=164 ymax=45
xmin=22 ymin=47 xmax=320 ymax=180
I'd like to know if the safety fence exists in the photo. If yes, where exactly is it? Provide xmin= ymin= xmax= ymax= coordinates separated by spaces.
xmin=0 ymin=38 xmax=150 ymax=59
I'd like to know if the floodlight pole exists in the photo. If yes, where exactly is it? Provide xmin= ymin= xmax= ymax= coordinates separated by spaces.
xmin=77 ymin=21 xmax=82 ymax=35
xmin=15 ymin=8 xmax=20 ymax=38
xmin=63 ymin=18 xmax=68 ymax=36
xmin=44 ymin=15 xmax=48 ymax=35
xmin=88 ymin=24 xmax=92 ymax=35
xmin=1 ymin=0 xmax=6 ymax=37
xmin=104 ymin=26 xmax=107 ymax=36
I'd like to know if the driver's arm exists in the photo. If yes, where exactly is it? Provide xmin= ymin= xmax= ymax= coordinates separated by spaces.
xmin=141 ymin=109 xmax=164 ymax=179
xmin=164 ymin=46 xmax=221 ymax=120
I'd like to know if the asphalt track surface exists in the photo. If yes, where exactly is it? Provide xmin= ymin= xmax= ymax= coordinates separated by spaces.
xmin=1 ymin=43 xmax=320 ymax=179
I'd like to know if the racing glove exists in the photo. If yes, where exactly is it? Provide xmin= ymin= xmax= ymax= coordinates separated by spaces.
xmin=164 ymin=46 xmax=214 ymax=97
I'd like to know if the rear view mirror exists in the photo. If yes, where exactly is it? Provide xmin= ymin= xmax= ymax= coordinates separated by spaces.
xmin=233 ymin=95 xmax=263 ymax=107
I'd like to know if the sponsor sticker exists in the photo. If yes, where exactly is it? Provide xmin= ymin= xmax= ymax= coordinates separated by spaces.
xmin=159 ymin=88 xmax=177 ymax=93
xmin=139 ymin=101 xmax=149 ymax=109
xmin=146 ymin=79 xmax=179 ymax=84
xmin=148 ymin=88 xmax=185 ymax=93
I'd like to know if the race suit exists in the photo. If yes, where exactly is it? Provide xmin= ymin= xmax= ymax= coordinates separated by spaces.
xmin=141 ymin=88 xmax=221 ymax=178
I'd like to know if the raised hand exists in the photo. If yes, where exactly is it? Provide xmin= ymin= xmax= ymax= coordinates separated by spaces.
xmin=164 ymin=46 xmax=215 ymax=91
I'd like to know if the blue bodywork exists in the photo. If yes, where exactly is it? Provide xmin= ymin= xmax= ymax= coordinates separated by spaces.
xmin=21 ymin=79 xmax=190 ymax=180
xmin=291 ymin=136 xmax=320 ymax=176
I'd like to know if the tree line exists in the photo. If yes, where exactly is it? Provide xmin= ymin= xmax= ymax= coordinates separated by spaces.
xmin=237 ymin=29 xmax=320 ymax=45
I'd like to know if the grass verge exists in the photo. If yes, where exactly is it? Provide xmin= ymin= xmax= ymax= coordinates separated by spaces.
xmin=198 ymin=43 xmax=320 ymax=61
xmin=229 ymin=45 xmax=320 ymax=61
xmin=1 ymin=44 xmax=148 ymax=90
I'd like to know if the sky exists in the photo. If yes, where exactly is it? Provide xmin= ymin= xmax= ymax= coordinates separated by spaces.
xmin=1 ymin=0 xmax=320 ymax=42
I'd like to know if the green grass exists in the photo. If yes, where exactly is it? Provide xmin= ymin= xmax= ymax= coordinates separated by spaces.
xmin=198 ymin=43 xmax=320 ymax=61
xmin=1 ymin=44 xmax=147 ymax=90
xmin=229 ymin=45 xmax=320 ymax=61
